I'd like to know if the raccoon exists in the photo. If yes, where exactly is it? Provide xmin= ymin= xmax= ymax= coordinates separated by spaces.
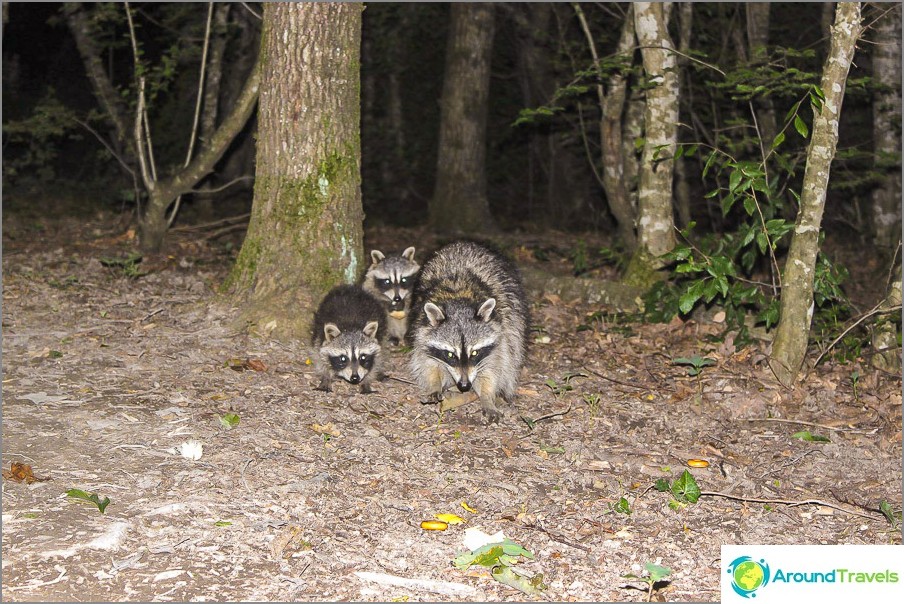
xmin=361 ymin=246 xmax=420 ymax=346
xmin=311 ymin=285 xmax=387 ymax=394
xmin=408 ymin=241 xmax=529 ymax=423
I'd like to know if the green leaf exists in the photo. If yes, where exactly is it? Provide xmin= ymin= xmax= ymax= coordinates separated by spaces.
xmin=654 ymin=478 xmax=670 ymax=492
xmin=771 ymin=131 xmax=786 ymax=149
xmin=670 ymin=470 xmax=700 ymax=503
xmin=792 ymin=430 xmax=830 ymax=443
xmin=66 ymin=488 xmax=110 ymax=514
xmin=219 ymin=413 xmax=240 ymax=429
xmin=678 ymin=280 xmax=706 ymax=314
xmin=492 ymin=566 xmax=547 ymax=596
xmin=615 ymin=497 xmax=632 ymax=514
xmin=742 ymin=195 xmax=757 ymax=216
xmin=794 ymin=115 xmax=809 ymax=138
xmin=214 ymin=520 xmax=232 ymax=527
xmin=728 ymin=169 xmax=742 ymax=193
xmin=540 ymin=444 xmax=565 ymax=454
xmin=646 ymin=562 xmax=673 ymax=583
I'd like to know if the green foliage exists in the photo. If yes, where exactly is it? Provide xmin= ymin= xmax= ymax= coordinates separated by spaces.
xmin=672 ymin=356 xmax=716 ymax=377
xmin=879 ymin=501 xmax=901 ymax=529
xmin=454 ymin=538 xmax=544 ymax=595
xmin=219 ymin=413 xmax=241 ymax=430
xmin=2 ymin=90 xmax=82 ymax=186
xmin=66 ymin=488 xmax=110 ymax=514
xmin=99 ymin=252 xmax=146 ymax=279
xmin=654 ymin=470 xmax=701 ymax=511
xmin=791 ymin=430 xmax=830 ymax=443
xmin=623 ymin=562 xmax=673 ymax=601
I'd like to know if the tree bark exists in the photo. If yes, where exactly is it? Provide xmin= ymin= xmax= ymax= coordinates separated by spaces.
xmin=869 ymin=3 xmax=902 ymax=250
xmin=746 ymin=3 xmax=778 ymax=151
xmin=598 ymin=5 xmax=638 ymax=250
xmin=139 ymin=56 xmax=261 ymax=253
xmin=429 ymin=3 xmax=496 ymax=234
xmin=769 ymin=2 xmax=862 ymax=388
xmin=626 ymin=2 xmax=678 ymax=284
xmin=63 ymin=3 xmax=135 ymax=162
xmin=674 ymin=2 xmax=693 ymax=229
xmin=226 ymin=2 xmax=364 ymax=342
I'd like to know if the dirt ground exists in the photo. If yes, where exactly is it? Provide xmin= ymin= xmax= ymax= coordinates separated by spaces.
xmin=2 ymin=211 xmax=901 ymax=602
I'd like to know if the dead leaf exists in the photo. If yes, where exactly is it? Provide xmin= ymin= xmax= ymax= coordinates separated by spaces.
xmin=311 ymin=423 xmax=340 ymax=437
xmin=247 ymin=359 xmax=267 ymax=372
xmin=2 ymin=462 xmax=50 ymax=484
xmin=227 ymin=358 xmax=267 ymax=372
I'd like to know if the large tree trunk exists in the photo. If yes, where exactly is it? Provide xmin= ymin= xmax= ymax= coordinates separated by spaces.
xmin=226 ymin=3 xmax=364 ymax=342
xmin=429 ymin=3 xmax=496 ymax=234
xmin=625 ymin=2 xmax=679 ymax=285
xmin=869 ymin=3 xmax=902 ymax=251
xmin=769 ymin=2 xmax=862 ymax=388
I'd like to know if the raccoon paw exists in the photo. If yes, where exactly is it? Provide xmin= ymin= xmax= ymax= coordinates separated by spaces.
xmin=315 ymin=378 xmax=332 ymax=392
xmin=388 ymin=336 xmax=401 ymax=347
xmin=423 ymin=392 xmax=444 ymax=405
xmin=360 ymin=382 xmax=375 ymax=394
xmin=482 ymin=407 xmax=502 ymax=424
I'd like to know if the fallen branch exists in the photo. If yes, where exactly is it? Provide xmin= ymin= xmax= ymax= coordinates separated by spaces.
xmin=354 ymin=571 xmax=477 ymax=597
xmin=699 ymin=490 xmax=882 ymax=521
xmin=739 ymin=417 xmax=877 ymax=434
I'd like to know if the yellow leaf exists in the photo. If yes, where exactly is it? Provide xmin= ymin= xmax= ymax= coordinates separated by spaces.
xmin=434 ymin=513 xmax=465 ymax=525
xmin=460 ymin=501 xmax=478 ymax=514
xmin=311 ymin=423 xmax=340 ymax=437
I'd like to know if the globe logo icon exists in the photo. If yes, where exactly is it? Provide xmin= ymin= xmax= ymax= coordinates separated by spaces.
xmin=727 ymin=556 xmax=770 ymax=598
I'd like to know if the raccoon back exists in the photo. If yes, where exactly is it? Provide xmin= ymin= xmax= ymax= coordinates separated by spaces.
xmin=311 ymin=285 xmax=388 ymax=345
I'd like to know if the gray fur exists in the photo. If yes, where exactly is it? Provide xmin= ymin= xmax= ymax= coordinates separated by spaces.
xmin=408 ymin=241 xmax=529 ymax=423
xmin=362 ymin=246 xmax=420 ymax=345
xmin=311 ymin=285 xmax=387 ymax=394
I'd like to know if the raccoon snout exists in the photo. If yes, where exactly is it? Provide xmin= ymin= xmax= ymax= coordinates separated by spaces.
xmin=456 ymin=379 xmax=472 ymax=392
xmin=348 ymin=374 xmax=361 ymax=384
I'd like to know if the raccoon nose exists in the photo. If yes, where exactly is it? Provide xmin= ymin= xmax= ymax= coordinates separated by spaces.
xmin=457 ymin=379 xmax=471 ymax=392
xmin=393 ymin=294 xmax=402 ymax=302
xmin=348 ymin=374 xmax=361 ymax=384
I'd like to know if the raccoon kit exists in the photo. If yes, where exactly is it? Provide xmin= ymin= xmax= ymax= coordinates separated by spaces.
xmin=362 ymin=246 xmax=420 ymax=345
xmin=311 ymin=285 xmax=387 ymax=393
xmin=409 ymin=241 xmax=529 ymax=423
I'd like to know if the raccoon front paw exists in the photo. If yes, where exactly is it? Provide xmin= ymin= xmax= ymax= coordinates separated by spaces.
xmin=482 ymin=407 xmax=502 ymax=424
xmin=360 ymin=382 xmax=375 ymax=394
xmin=315 ymin=378 xmax=332 ymax=392
xmin=423 ymin=392 xmax=444 ymax=405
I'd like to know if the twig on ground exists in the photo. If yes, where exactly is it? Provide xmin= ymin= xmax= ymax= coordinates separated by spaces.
xmin=699 ymin=490 xmax=882 ymax=520
xmin=739 ymin=417 xmax=876 ymax=434
xmin=354 ymin=571 xmax=477 ymax=597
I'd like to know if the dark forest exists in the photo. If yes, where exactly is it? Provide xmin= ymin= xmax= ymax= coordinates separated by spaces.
xmin=1 ymin=3 xmax=902 ymax=602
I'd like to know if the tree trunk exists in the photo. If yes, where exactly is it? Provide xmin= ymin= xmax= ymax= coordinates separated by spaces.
xmin=869 ymin=3 xmax=902 ymax=250
xmin=769 ymin=2 xmax=862 ymax=388
xmin=746 ymin=3 xmax=778 ymax=148
xmin=625 ymin=2 xmax=679 ymax=285
xmin=226 ymin=2 xmax=364 ymax=342
xmin=63 ymin=3 xmax=135 ymax=162
xmin=429 ymin=3 xmax=496 ymax=234
xmin=674 ymin=2 xmax=693 ymax=229
xmin=194 ymin=2 xmax=231 ymax=221
xmin=138 ymin=55 xmax=261 ymax=253
xmin=870 ymin=262 xmax=902 ymax=374
xmin=598 ymin=5 xmax=638 ymax=250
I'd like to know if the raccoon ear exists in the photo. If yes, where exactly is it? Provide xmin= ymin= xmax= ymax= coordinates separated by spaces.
xmin=424 ymin=302 xmax=446 ymax=327
xmin=362 ymin=320 xmax=380 ymax=339
xmin=476 ymin=298 xmax=496 ymax=322
xmin=323 ymin=323 xmax=341 ymax=342
xmin=402 ymin=246 xmax=416 ymax=261
xmin=370 ymin=250 xmax=385 ymax=265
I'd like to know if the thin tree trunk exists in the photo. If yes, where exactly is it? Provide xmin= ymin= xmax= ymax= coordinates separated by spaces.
xmin=622 ymin=89 xmax=644 ymax=216
xmin=869 ymin=3 xmax=902 ymax=250
xmin=429 ymin=3 xmax=496 ymax=234
xmin=626 ymin=2 xmax=679 ymax=284
xmin=870 ymin=262 xmax=902 ymax=373
xmin=674 ymin=2 xmax=693 ymax=229
xmin=195 ymin=2 xmax=231 ymax=221
xmin=746 ymin=3 xmax=778 ymax=149
xmin=598 ymin=5 xmax=638 ymax=250
xmin=769 ymin=2 xmax=862 ymax=387
xmin=63 ymin=3 xmax=134 ymax=162
xmin=226 ymin=2 xmax=364 ymax=342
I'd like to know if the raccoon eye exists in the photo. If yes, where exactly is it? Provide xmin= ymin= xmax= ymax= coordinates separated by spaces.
xmin=380 ymin=279 xmax=392 ymax=287
xmin=339 ymin=355 xmax=348 ymax=363
xmin=400 ymin=277 xmax=409 ymax=285
xmin=445 ymin=351 xmax=456 ymax=361
xmin=470 ymin=349 xmax=480 ymax=358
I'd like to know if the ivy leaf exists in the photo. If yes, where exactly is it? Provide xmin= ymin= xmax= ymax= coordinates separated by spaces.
xmin=646 ymin=563 xmax=673 ymax=583
xmin=670 ymin=470 xmax=700 ymax=503
xmin=219 ymin=413 xmax=240 ymax=430
xmin=66 ymin=488 xmax=110 ymax=514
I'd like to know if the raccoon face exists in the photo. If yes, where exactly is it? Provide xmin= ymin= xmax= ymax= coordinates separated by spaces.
xmin=421 ymin=301 xmax=499 ymax=392
xmin=367 ymin=247 xmax=419 ymax=311
xmin=321 ymin=322 xmax=381 ymax=385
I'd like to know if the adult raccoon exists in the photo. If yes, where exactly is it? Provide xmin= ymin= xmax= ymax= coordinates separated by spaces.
xmin=311 ymin=285 xmax=387 ymax=394
xmin=408 ymin=241 xmax=529 ymax=423
xmin=361 ymin=246 xmax=420 ymax=346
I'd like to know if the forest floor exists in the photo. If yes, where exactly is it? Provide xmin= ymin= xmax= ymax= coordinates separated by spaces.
xmin=2 ymin=208 xmax=901 ymax=602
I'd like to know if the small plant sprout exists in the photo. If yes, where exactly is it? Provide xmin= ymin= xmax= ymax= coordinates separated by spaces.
xmin=582 ymin=392 xmax=601 ymax=417
xmin=672 ymin=355 xmax=716 ymax=376
xmin=623 ymin=562 xmax=673 ymax=602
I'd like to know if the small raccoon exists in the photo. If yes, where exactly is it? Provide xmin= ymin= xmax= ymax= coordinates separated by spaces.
xmin=362 ymin=246 xmax=420 ymax=345
xmin=311 ymin=285 xmax=387 ymax=393
xmin=408 ymin=241 xmax=529 ymax=423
